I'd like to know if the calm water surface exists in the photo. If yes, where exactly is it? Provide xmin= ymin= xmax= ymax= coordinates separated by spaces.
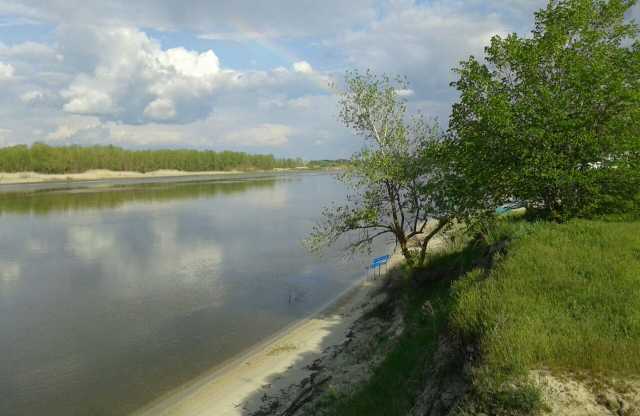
xmin=0 ymin=173 xmax=383 ymax=415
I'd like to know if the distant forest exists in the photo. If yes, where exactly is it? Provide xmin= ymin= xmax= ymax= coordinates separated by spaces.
xmin=0 ymin=143 xmax=305 ymax=174
xmin=306 ymin=159 xmax=350 ymax=169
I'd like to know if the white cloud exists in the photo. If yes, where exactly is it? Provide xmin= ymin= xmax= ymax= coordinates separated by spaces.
xmin=396 ymin=88 xmax=414 ymax=97
xmin=198 ymin=31 xmax=277 ymax=41
xmin=160 ymin=48 xmax=220 ymax=78
xmin=0 ymin=41 xmax=60 ymax=62
xmin=0 ymin=28 xmax=345 ymax=155
xmin=47 ymin=124 xmax=80 ymax=141
xmin=2 ymin=0 xmax=612 ymax=159
xmin=20 ymin=90 xmax=44 ymax=103
xmin=44 ymin=24 xmax=334 ymax=132
xmin=332 ymin=1 xmax=513 ymax=121
xmin=46 ymin=117 xmax=100 ymax=141
xmin=0 ymin=61 xmax=15 ymax=80
xmin=288 ymin=96 xmax=313 ymax=110
xmin=144 ymin=98 xmax=176 ymax=120
xmin=0 ymin=0 xmax=377 ymax=38
xmin=18 ymin=89 xmax=61 ymax=107
xmin=293 ymin=61 xmax=313 ymax=74
xmin=57 ymin=26 xmax=227 ymax=123
xmin=224 ymin=123 xmax=293 ymax=147
xmin=107 ymin=123 xmax=184 ymax=145
xmin=62 ymin=84 xmax=115 ymax=114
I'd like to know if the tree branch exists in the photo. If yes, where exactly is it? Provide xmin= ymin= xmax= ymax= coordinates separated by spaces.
xmin=418 ymin=218 xmax=449 ymax=266
xmin=349 ymin=229 xmax=394 ymax=250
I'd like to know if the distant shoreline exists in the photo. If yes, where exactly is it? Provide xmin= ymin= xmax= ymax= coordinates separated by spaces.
xmin=0 ymin=168 xmax=310 ymax=186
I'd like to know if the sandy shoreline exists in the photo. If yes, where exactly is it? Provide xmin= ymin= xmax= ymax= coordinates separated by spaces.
xmin=0 ymin=169 xmax=305 ymax=185
xmin=132 ymin=253 xmax=403 ymax=416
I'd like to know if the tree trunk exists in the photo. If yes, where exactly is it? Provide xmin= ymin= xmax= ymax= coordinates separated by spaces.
xmin=417 ymin=218 xmax=449 ymax=267
xmin=398 ymin=236 xmax=413 ymax=266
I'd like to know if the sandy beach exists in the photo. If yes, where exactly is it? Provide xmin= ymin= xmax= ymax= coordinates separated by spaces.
xmin=132 ymin=253 xmax=404 ymax=416
xmin=0 ymin=169 xmax=248 ymax=185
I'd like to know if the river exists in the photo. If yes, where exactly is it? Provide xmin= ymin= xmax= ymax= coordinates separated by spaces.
xmin=0 ymin=172 xmax=386 ymax=415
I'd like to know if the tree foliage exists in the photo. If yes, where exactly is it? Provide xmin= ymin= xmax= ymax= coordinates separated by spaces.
xmin=308 ymin=71 xmax=450 ymax=267
xmin=446 ymin=0 xmax=640 ymax=220
xmin=0 ymin=143 xmax=303 ymax=174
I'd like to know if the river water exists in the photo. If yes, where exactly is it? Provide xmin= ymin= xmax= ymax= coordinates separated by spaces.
xmin=0 ymin=172 xmax=386 ymax=415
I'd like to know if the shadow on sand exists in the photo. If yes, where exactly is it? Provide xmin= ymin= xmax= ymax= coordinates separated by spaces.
xmin=236 ymin=264 xmax=406 ymax=416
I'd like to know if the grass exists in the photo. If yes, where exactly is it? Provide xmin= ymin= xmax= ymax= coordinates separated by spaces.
xmin=312 ymin=236 xmax=488 ymax=416
xmin=451 ymin=216 xmax=640 ymax=413
xmin=311 ymin=215 xmax=640 ymax=416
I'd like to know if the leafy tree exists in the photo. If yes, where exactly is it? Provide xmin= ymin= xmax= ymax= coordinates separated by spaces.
xmin=446 ymin=0 xmax=640 ymax=220
xmin=308 ymin=71 xmax=450 ymax=267
xmin=0 ymin=143 xmax=303 ymax=174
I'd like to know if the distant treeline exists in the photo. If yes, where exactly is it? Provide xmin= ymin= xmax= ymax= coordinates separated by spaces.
xmin=306 ymin=159 xmax=350 ymax=169
xmin=0 ymin=143 xmax=304 ymax=174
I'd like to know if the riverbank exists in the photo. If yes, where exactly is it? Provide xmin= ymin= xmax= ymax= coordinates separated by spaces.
xmin=133 ymin=252 xmax=406 ymax=416
xmin=0 ymin=169 xmax=306 ymax=185
xmin=220 ymin=215 xmax=640 ymax=416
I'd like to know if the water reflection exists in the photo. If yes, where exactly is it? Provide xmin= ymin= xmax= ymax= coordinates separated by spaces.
xmin=0 ymin=177 xmax=278 ymax=215
xmin=0 ymin=173 xmax=382 ymax=415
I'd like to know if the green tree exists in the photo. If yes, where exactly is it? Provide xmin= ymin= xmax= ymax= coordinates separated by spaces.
xmin=308 ymin=71 xmax=450 ymax=267
xmin=0 ymin=143 xmax=304 ymax=174
xmin=447 ymin=0 xmax=640 ymax=220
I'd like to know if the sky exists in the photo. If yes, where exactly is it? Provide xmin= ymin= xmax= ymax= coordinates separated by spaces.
xmin=0 ymin=0 xmax=634 ymax=159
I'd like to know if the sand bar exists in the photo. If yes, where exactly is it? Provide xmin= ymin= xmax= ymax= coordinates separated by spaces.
xmin=0 ymin=169 xmax=250 ymax=185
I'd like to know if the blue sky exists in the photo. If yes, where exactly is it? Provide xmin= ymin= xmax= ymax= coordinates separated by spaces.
xmin=0 ymin=0 xmax=629 ymax=159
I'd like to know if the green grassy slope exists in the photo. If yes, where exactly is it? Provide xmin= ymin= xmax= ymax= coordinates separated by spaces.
xmin=320 ymin=217 xmax=640 ymax=416
xmin=453 ymin=219 xmax=640 ymax=377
